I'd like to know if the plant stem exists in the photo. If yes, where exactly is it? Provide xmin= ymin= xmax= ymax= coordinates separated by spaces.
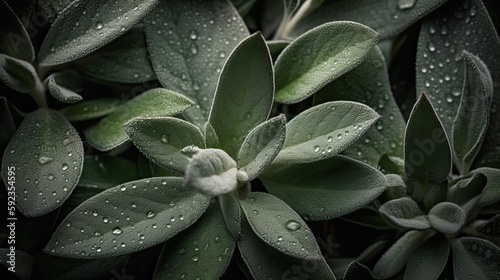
xmin=275 ymin=0 xmax=323 ymax=40
xmin=31 ymin=76 xmax=47 ymax=108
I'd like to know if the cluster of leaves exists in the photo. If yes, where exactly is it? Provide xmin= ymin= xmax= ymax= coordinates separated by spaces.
xmin=0 ymin=0 xmax=499 ymax=279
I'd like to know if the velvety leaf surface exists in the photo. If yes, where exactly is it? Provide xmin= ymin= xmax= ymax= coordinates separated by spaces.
xmin=125 ymin=117 xmax=205 ymax=174
xmin=153 ymin=203 xmax=235 ymax=280
xmin=274 ymin=101 xmax=379 ymax=164
xmin=446 ymin=173 xmax=485 ymax=207
xmin=451 ymin=237 xmax=500 ymax=280
xmin=0 ymin=0 xmax=34 ymax=62
xmin=343 ymin=261 xmax=373 ymax=280
xmin=404 ymin=234 xmax=449 ymax=280
xmin=379 ymin=197 xmax=430 ymax=230
xmin=475 ymin=214 xmax=500 ymax=246
xmin=203 ymin=121 xmax=221 ymax=149
xmin=209 ymin=32 xmax=274 ymax=158
xmin=1 ymin=108 xmax=83 ymax=217
xmin=145 ymin=0 xmax=249 ymax=126
xmin=78 ymin=155 xmax=138 ymax=189
xmin=473 ymin=167 xmax=500 ymax=207
xmin=274 ymin=21 xmax=379 ymax=104
xmin=47 ymin=72 xmax=83 ymax=103
xmin=428 ymin=202 xmax=466 ymax=234
xmin=237 ymin=115 xmax=286 ymax=180
xmin=415 ymin=0 xmax=500 ymax=168
xmin=290 ymin=0 xmax=448 ymax=39
xmin=0 ymin=53 xmax=37 ymax=93
xmin=262 ymin=155 xmax=386 ymax=220
xmin=314 ymin=48 xmax=406 ymax=166
xmin=60 ymin=98 xmax=123 ymax=122
xmin=86 ymin=88 xmax=193 ymax=151
xmin=45 ymin=177 xmax=210 ymax=258
xmin=219 ymin=193 xmax=242 ymax=240
xmin=38 ymin=0 xmax=160 ymax=66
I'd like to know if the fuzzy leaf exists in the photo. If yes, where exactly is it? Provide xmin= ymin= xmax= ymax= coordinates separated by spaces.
xmin=219 ymin=193 xmax=242 ymax=241
xmin=428 ymin=202 xmax=466 ymax=234
xmin=343 ymin=261 xmax=373 ymax=280
xmin=86 ymin=88 xmax=193 ymax=151
xmin=38 ymin=0 xmax=160 ymax=66
xmin=379 ymin=197 xmax=430 ymax=230
xmin=237 ymin=115 xmax=286 ymax=180
xmin=153 ymin=203 xmax=235 ymax=280
xmin=267 ymin=40 xmax=290 ymax=61
xmin=125 ymin=117 xmax=205 ymax=174
xmin=1 ymin=109 xmax=84 ymax=217
xmin=275 ymin=21 xmax=379 ymax=104
xmin=203 ymin=121 xmax=220 ymax=149
xmin=145 ymin=0 xmax=249 ymax=126
xmin=47 ymin=72 xmax=83 ymax=103
xmin=475 ymin=214 xmax=500 ymax=246
xmin=262 ymin=155 xmax=386 ymax=220
xmin=472 ymin=167 xmax=500 ymax=207
xmin=45 ymin=177 xmax=210 ymax=258
xmin=274 ymin=101 xmax=379 ymax=164
xmin=0 ymin=53 xmax=37 ymax=93
xmin=404 ymin=234 xmax=449 ymax=280
xmin=451 ymin=237 xmax=500 ymax=280
xmin=209 ymin=32 xmax=274 ymax=158
xmin=452 ymin=52 xmax=492 ymax=174
xmin=0 ymin=0 xmax=34 ymax=62
xmin=446 ymin=173 xmax=486 ymax=207
xmin=78 ymin=155 xmax=138 ymax=189
xmin=60 ymin=98 xmax=123 ymax=122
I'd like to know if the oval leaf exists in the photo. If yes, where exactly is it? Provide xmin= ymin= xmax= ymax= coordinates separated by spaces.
xmin=47 ymin=72 xmax=83 ymax=103
xmin=239 ymin=192 xmax=323 ymax=260
xmin=237 ymin=115 xmax=286 ymax=180
xmin=38 ymin=0 xmax=160 ymax=66
xmin=1 ymin=108 xmax=84 ymax=217
xmin=145 ymin=0 xmax=249 ymax=125
xmin=379 ymin=197 xmax=430 ymax=230
xmin=209 ymin=32 xmax=274 ymax=158
xmin=428 ymin=202 xmax=466 ymax=234
xmin=263 ymin=155 xmax=386 ymax=220
xmin=45 ymin=177 xmax=210 ymax=258
xmin=0 ymin=53 xmax=37 ymax=93
xmin=85 ymin=88 xmax=193 ymax=151
xmin=273 ymin=101 xmax=380 ymax=164
xmin=220 ymin=193 xmax=242 ymax=241
xmin=60 ymin=98 xmax=123 ymax=122
xmin=404 ymin=234 xmax=449 ymax=280
xmin=274 ymin=21 xmax=379 ymax=104
xmin=451 ymin=237 xmax=500 ymax=280
xmin=472 ymin=167 xmax=500 ymax=207
xmin=125 ymin=117 xmax=205 ymax=174
xmin=0 ymin=0 xmax=34 ymax=62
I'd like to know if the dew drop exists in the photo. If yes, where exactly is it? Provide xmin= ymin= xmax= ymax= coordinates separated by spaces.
xmin=146 ymin=211 xmax=156 ymax=219
xmin=47 ymin=174 xmax=55 ymax=181
xmin=161 ymin=134 xmax=170 ymax=144
xmin=327 ymin=136 xmax=333 ymax=143
xmin=190 ymin=44 xmax=198 ymax=55
xmin=285 ymin=220 xmax=301 ymax=231
xmin=112 ymin=227 xmax=123 ymax=235
xmin=96 ymin=22 xmax=103 ymax=30
xmin=62 ymin=164 xmax=68 ymax=171
xmin=277 ymin=236 xmax=284 ymax=242
xmin=397 ymin=0 xmax=416 ymax=10
xmin=313 ymin=146 xmax=320 ymax=153
xmin=192 ymin=255 xmax=199 ymax=262
xmin=38 ymin=156 xmax=53 ymax=164
xmin=102 ymin=217 xmax=109 ymax=223
xmin=189 ymin=30 xmax=198 ymax=40
xmin=252 ymin=210 xmax=259 ymax=215
xmin=427 ymin=42 xmax=436 ymax=52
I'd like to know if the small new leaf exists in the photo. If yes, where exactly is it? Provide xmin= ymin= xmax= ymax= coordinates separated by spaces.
xmin=379 ymin=197 xmax=430 ymax=230
xmin=428 ymin=202 xmax=466 ymax=234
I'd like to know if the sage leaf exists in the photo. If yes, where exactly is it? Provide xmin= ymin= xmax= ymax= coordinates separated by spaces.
xmin=38 ymin=0 xmax=160 ymax=66
xmin=275 ymin=21 xmax=379 ymax=104
xmin=290 ymin=0 xmax=448 ymax=39
xmin=452 ymin=52 xmax=493 ymax=174
xmin=239 ymin=192 xmax=322 ymax=260
xmin=45 ymin=177 xmax=210 ymax=258
xmin=231 ymin=0 xmax=257 ymax=17
xmin=343 ymin=261 xmax=373 ymax=280
xmin=145 ymin=0 xmax=249 ymax=126
xmin=372 ymin=230 xmax=434 ymax=279
xmin=47 ymin=72 xmax=83 ymax=103
xmin=0 ymin=53 xmax=37 ymax=93
xmin=262 ymin=155 xmax=386 ymax=220
xmin=428 ymin=202 xmax=466 ymax=234
xmin=314 ymin=48 xmax=406 ymax=166
xmin=472 ymin=167 xmax=500 ymax=207
xmin=85 ymin=88 xmax=193 ymax=151
xmin=59 ymin=98 xmax=123 ymax=122
xmin=0 ymin=0 xmax=34 ymax=62
xmin=76 ymin=27 xmax=155 ymax=84
xmin=237 ymin=115 xmax=286 ymax=180
xmin=78 ymin=155 xmax=138 ymax=189
xmin=404 ymin=234 xmax=449 ymax=280
xmin=476 ymin=214 xmax=500 ymax=246
xmin=209 ymin=32 xmax=274 ymax=158
xmin=184 ymin=149 xmax=238 ymax=197
xmin=220 ymin=193 xmax=242 ymax=240
xmin=1 ymin=108 xmax=84 ymax=217
xmin=203 ymin=121 xmax=220 ymax=149
xmin=451 ymin=237 xmax=500 ymax=280
xmin=273 ymin=101 xmax=379 ymax=164
xmin=446 ymin=173 xmax=486 ymax=207
xmin=124 ymin=117 xmax=205 ymax=174
xmin=379 ymin=154 xmax=405 ymax=176
xmin=267 ymin=40 xmax=290 ymax=61
xmin=153 ymin=203 xmax=235 ymax=280
xmin=238 ymin=216 xmax=335 ymax=279
xmin=379 ymin=197 xmax=430 ymax=230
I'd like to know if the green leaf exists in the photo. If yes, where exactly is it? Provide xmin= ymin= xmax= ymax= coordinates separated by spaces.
xmin=79 ymin=155 xmax=138 ymax=189
xmin=38 ymin=0 xmax=160 ymax=66
xmin=472 ymin=167 xmax=500 ymax=207
xmin=237 ymin=115 xmax=286 ymax=180
xmin=404 ymin=94 xmax=451 ymax=203
xmin=428 ymin=202 xmax=466 ymax=234
xmin=239 ymin=192 xmax=322 ymax=260
xmin=263 ymin=155 xmax=386 ymax=220
xmin=238 ymin=214 xmax=335 ymax=279
xmin=209 ymin=32 xmax=274 ymax=158
xmin=313 ymin=48 xmax=406 ymax=166
xmin=220 ymin=193 xmax=242 ymax=240
xmin=144 ymin=0 xmax=249 ymax=126
xmin=446 ymin=173 xmax=486 ymax=207
xmin=47 ymin=72 xmax=83 ymax=103
xmin=230 ymin=0 xmax=257 ymax=17
xmin=0 ymin=97 xmax=16 ymax=156
xmin=343 ymin=261 xmax=373 ymax=280
xmin=124 ymin=117 xmax=205 ymax=174
xmin=203 ymin=121 xmax=220 ymax=149
xmin=0 ymin=249 xmax=32 ymax=280
xmin=45 ymin=177 xmax=210 ymax=258
xmin=153 ymin=203 xmax=235 ymax=280
xmin=0 ymin=53 xmax=37 ymax=93
xmin=378 ymin=154 xmax=405 ymax=176
xmin=415 ymin=0 xmax=500 ymax=169
xmin=0 ymin=0 xmax=34 ymax=62
xmin=379 ymin=197 xmax=430 ymax=230
xmin=267 ymin=40 xmax=290 ymax=61
xmin=273 ymin=101 xmax=379 ymax=165
xmin=451 ymin=237 xmax=500 ymax=280
xmin=1 ymin=108 xmax=84 ymax=217
xmin=372 ymin=230 xmax=434 ymax=279
xmin=289 ymin=0 xmax=448 ymax=39
xmin=59 ymin=98 xmax=123 ymax=122
xmin=275 ymin=21 xmax=379 ymax=104
xmin=380 ymin=174 xmax=408 ymax=202
xmin=86 ymin=88 xmax=193 ymax=151
xmin=475 ymin=214 xmax=500 ymax=246
xmin=404 ymin=234 xmax=449 ymax=280
xmin=76 ymin=27 xmax=155 ymax=84
xmin=452 ymin=52 xmax=492 ymax=174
